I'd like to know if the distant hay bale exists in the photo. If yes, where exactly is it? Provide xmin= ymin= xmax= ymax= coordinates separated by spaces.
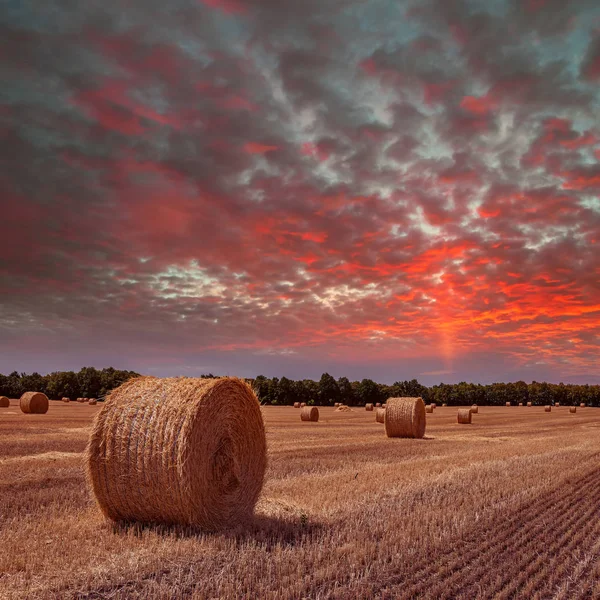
xmin=300 ymin=402 xmax=306 ymax=408
xmin=555 ymin=402 xmax=560 ymax=407
xmin=365 ymin=403 xmax=374 ymax=411
xmin=442 ymin=403 xmax=447 ymax=407
xmin=89 ymin=398 xmax=97 ymax=405
xmin=545 ymin=406 xmax=551 ymax=412
xmin=0 ymin=396 xmax=9 ymax=408
xmin=382 ymin=403 xmax=387 ymax=408
xmin=527 ymin=402 xmax=532 ymax=407
xmin=375 ymin=403 xmax=382 ymax=408
xmin=293 ymin=402 xmax=300 ymax=408
xmin=334 ymin=402 xmax=340 ymax=407
xmin=20 ymin=392 xmax=49 ymax=415
xmin=457 ymin=408 xmax=472 ymax=424
xmin=84 ymin=398 xmax=90 ymax=402
xmin=62 ymin=397 xmax=70 ymax=403
xmin=431 ymin=403 xmax=437 ymax=409
xmin=470 ymin=405 xmax=478 ymax=414
xmin=86 ymin=376 xmax=266 ymax=529
xmin=569 ymin=406 xmax=576 ymax=414
xmin=425 ymin=405 xmax=433 ymax=413
xmin=77 ymin=398 xmax=84 ymax=403
xmin=384 ymin=397 xmax=426 ymax=439
xmin=376 ymin=408 xmax=385 ymax=423
xmin=301 ymin=406 xmax=319 ymax=422
xmin=335 ymin=405 xmax=352 ymax=412
xmin=580 ymin=403 xmax=585 ymax=408
xmin=518 ymin=402 xmax=523 ymax=406
xmin=505 ymin=402 xmax=511 ymax=407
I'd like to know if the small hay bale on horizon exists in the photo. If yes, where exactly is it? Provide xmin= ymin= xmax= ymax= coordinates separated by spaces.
xmin=334 ymin=402 xmax=340 ymax=407
xmin=457 ymin=408 xmax=472 ymax=424
xmin=569 ymin=406 xmax=576 ymax=414
xmin=384 ymin=397 xmax=426 ymax=439
xmin=365 ymin=403 xmax=374 ymax=411
xmin=89 ymin=398 xmax=98 ymax=405
xmin=0 ymin=396 xmax=10 ymax=408
xmin=518 ymin=402 xmax=523 ymax=406
xmin=375 ymin=402 xmax=382 ymax=408
xmin=431 ymin=403 xmax=437 ymax=409
xmin=527 ymin=402 xmax=532 ymax=407
xmin=580 ymin=403 xmax=585 ymax=408
xmin=545 ymin=406 xmax=551 ymax=412
xmin=300 ymin=402 xmax=306 ymax=408
xmin=335 ymin=405 xmax=352 ymax=412
xmin=376 ymin=408 xmax=385 ymax=423
xmin=425 ymin=405 xmax=433 ymax=414
xmin=442 ymin=403 xmax=447 ymax=407
xmin=77 ymin=398 xmax=84 ymax=403
xmin=20 ymin=392 xmax=49 ymax=415
xmin=62 ymin=397 xmax=70 ymax=403
xmin=506 ymin=402 xmax=511 ymax=407
xmin=470 ymin=404 xmax=478 ymax=414
xmin=86 ymin=376 xmax=266 ymax=530
xmin=555 ymin=402 xmax=560 ymax=407
xmin=301 ymin=406 xmax=319 ymax=422
xmin=293 ymin=402 xmax=300 ymax=408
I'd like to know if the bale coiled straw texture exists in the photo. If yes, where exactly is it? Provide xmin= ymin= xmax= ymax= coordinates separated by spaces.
xmin=376 ymin=408 xmax=385 ymax=423
xmin=300 ymin=406 xmax=319 ymax=422
xmin=470 ymin=405 xmax=478 ymax=414
xmin=384 ymin=397 xmax=426 ymax=439
xmin=20 ymin=392 xmax=49 ymax=414
xmin=0 ymin=396 xmax=9 ymax=408
xmin=365 ymin=403 xmax=374 ymax=411
xmin=86 ymin=376 xmax=267 ymax=530
xmin=457 ymin=408 xmax=472 ymax=424
xmin=425 ymin=405 xmax=434 ymax=414
xmin=300 ymin=402 xmax=306 ymax=408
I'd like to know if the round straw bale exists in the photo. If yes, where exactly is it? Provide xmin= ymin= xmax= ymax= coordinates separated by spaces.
xmin=555 ymin=402 xmax=560 ymax=407
xmin=425 ymin=404 xmax=433 ymax=414
xmin=569 ymin=406 xmax=576 ymax=414
xmin=334 ymin=402 xmax=340 ymax=407
xmin=300 ymin=406 xmax=319 ymax=422
xmin=527 ymin=402 xmax=532 ymax=407
xmin=384 ymin=397 xmax=426 ymax=439
xmin=375 ymin=402 xmax=382 ymax=408
xmin=62 ymin=397 xmax=70 ymax=403
xmin=365 ymin=403 xmax=374 ymax=411
xmin=293 ymin=402 xmax=300 ymax=408
xmin=580 ymin=403 xmax=585 ymax=408
xmin=470 ymin=404 xmax=478 ymax=414
xmin=300 ymin=402 xmax=306 ymax=408
xmin=442 ymin=403 xmax=447 ymax=407
xmin=77 ymin=397 xmax=84 ymax=403
xmin=376 ymin=408 xmax=385 ymax=423
xmin=0 ymin=396 xmax=9 ymax=408
xmin=505 ymin=402 xmax=511 ymax=407
xmin=89 ymin=398 xmax=98 ymax=405
xmin=20 ymin=392 xmax=49 ymax=414
xmin=457 ymin=408 xmax=472 ymax=424
xmin=86 ymin=376 xmax=266 ymax=529
xmin=545 ymin=405 xmax=551 ymax=412
xmin=84 ymin=397 xmax=90 ymax=402
xmin=518 ymin=402 xmax=523 ymax=406
xmin=382 ymin=403 xmax=387 ymax=408
xmin=431 ymin=403 xmax=437 ymax=409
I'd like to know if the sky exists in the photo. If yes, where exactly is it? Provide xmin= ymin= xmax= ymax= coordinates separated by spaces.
xmin=1 ymin=0 xmax=600 ymax=385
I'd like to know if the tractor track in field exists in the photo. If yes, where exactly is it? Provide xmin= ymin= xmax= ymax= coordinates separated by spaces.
xmin=377 ymin=464 xmax=600 ymax=599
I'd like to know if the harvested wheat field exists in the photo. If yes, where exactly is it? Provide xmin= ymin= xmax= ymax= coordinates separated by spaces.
xmin=1 ymin=402 xmax=599 ymax=599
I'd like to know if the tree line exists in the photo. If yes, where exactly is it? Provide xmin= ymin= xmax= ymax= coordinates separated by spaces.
xmin=1 ymin=369 xmax=598 ymax=407
xmin=0 ymin=367 xmax=140 ymax=400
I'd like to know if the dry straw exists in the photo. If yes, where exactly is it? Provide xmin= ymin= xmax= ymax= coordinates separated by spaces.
xmin=334 ymin=402 xmax=340 ymax=408
xmin=384 ymin=397 xmax=426 ymax=439
xmin=0 ymin=396 xmax=9 ymax=408
xmin=442 ymin=403 xmax=447 ymax=407
xmin=365 ymin=403 xmax=374 ymax=411
xmin=505 ymin=402 xmax=511 ymax=407
xmin=580 ymin=403 xmax=585 ymax=408
xmin=300 ymin=406 xmax=319 ymax=422
xmin=555 ymin=402 xmax=560 ymax=407
xmin=86 ymin=376 xmax=266 ymax=530
xmin=527 ymin=402 xmax=532 ymax=407
xmin=470 ymin=404 xmax=478 ymax=414
xmin=457 ymin=408 xmax=472 ymax=424
xmin=545 ymin=406 xmax=551 ymax=412
xmin=300 ymin=402 xmax=306 ymax=408
xmin=425 ymin=405 xmax=434 ymax=414
xmin=375 ymin=403 xmax=382 ymax=408
xmin=77 ymin=398 xmax=84 ymax=403
xmin=376 ymin=408 xmax=385 ymax=423
xmin=569 ymin=407 xmax=576 ymax=414
xmin=62 ymin=397 xmax=70 ymax=403
xmin=89 ymin=398 xmax=98 ymax=405
xmin=382 ymin=403 xmax=387 ymax=408
xmin=518 ymin=402 xmax=523 ymax=406
xmin=293 ymin=402 xmax=300 ymax=408
xmin=431 ymin=403 xmax=437 ymax=409
xmin=20 ymin=392 xmax=49 ymax=414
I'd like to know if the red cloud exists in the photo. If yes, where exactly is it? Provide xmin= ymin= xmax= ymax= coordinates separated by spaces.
xmin=244 ymin=142 xmax=278 ymax=154
xmin=460 ymin=93 xmax=497 ymax=115
xmin=200 ymin=0 xmax=247 ymax=15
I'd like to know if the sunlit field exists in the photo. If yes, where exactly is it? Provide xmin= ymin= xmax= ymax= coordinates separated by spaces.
xmin=1 ymin=401 xmax=599 ymax=599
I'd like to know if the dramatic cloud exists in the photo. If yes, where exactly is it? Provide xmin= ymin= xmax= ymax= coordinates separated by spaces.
xmin=1 ymin=0 xmax=599 ymax=383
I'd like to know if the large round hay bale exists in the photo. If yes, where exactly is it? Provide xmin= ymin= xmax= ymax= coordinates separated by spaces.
xmin=375 ymin=402 xmax=382 ymax=408
xmin=545 ymin=405 xmax=551 ymax=412
xmin=376 ymin=408 xmax=385 ymax=423
xmin=425 ymin=404 xmax=433 ymax=414
xmin=505 ymin=402 xmax=511 ymax=407
xmin=62 ymin=397 xmax=70 ymax=403
xmin=527 ymin=402 xmax=532 ymax=407
xmin=569 ymin=406 xmax=576 ymax=414
xmin=293 ymin=402 xmax=300 ymax=408
xmin=384 ymin=397 xmax=426 ymax=439
xmin=300 ymin=406 xmax=319 ymax=422
xmin=457 ymin=408 xmax=472 ymax=424
xmin=89 ymin=398 xmax=97 ymax=405
xmin=0 ymin=396 xmax=9 ymax=408
xmin=86 ymin=376 xmax=266 ymax=529
xmin=470 ymin=404 xmax=478 ymax=414
xmin=365 ymin=403 xmax=374 ymax=411
xmin=20 ymin=392 xmax=49 ymax=414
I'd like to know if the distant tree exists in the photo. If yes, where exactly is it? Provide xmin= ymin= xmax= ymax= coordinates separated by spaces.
xmin=318 ymin=373 xmax=340 ymax=406
xmin=46 ymin=371 xmax=79 ymax=400
xmin=337 ymin=377 xmax=354 ymax=405
xmin=357 ymin=379 xmax=381 ymax=405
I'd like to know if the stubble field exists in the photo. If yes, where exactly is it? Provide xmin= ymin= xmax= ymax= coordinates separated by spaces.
xmin=0 ymin=401 xmax=599 ymax=599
